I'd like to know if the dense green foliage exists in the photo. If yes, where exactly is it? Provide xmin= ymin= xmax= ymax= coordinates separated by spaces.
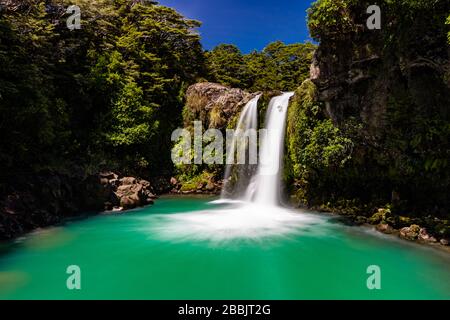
xmin=206 ymin=41 xmax=316 ymax=91
xmin=0 ymin=0 xmax=205 ymax=182
xmin=285 ymin=81 xmax=358 ymax=206
xmin=285 ymin=0 xmax=450 ymax=225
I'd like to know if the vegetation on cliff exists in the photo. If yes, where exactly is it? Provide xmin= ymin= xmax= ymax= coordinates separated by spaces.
xmin=285 ymin=0 xmax=450 ymax=240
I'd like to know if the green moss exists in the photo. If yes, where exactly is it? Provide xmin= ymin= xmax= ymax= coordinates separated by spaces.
xmin=307 ymin=0 xmax=357 ymax=42
xmin=285 ymin=80 xmax=356 ymax=206
xmin=178 ymin=171 xmax=215 ymax=192
xmin=258 ymin=91 xmax=283 ymax=128
xmin=369 ymin=208 xmax=392 ymax=225
xmin=180 ymin=182 xmax=197 ymax=192
xmin=447 ymin=14 xmax=450 ymax=44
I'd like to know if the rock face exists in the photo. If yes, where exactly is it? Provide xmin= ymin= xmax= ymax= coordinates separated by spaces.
xmin=295 ymin=1 xmax=450 ymax=217
xmin=184 ymin=82 xmax=258 ymax=130
xmin=310 ymin=2 xmax=450 ymax=132
xmin=175 ymin=82 xmax=260 ymax=193
xmin=0 ymin=171 xmax=158 ymax=240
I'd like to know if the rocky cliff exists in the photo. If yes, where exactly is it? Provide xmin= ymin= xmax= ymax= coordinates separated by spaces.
xmin=183 ymin=82 xmax=258 ymax=130
xmin=173 ymin=82 xmax=259 ymax=194
xmin=286 ymin=0 xmax=450 ymax=243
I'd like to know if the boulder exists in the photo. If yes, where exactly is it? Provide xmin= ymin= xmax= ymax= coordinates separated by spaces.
xmin=120 ymin=194 xmax=141 ymax=210
xmin=418 ymin=228 xmax=437 ymax=243
xmin=399 ymin=224 xmax=421 ymax=241
xmin=376 ymin=223 xmax=395 ymax=234
xmin=113 ymin=177 xmax=155 ymax=210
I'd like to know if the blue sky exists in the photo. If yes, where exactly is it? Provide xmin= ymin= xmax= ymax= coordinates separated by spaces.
xmin=157 ymin=0 xmax=316 ymax=53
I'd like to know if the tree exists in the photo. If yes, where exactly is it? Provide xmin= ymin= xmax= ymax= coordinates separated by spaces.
xmin=205 ymin=44 xmax=250 ymax=88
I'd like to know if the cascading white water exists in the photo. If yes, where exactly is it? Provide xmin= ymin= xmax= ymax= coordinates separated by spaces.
xmin=221 ymin=94 xmax=260 ymax=200
xmin=247 ymin=92 xmax=294 ymax=206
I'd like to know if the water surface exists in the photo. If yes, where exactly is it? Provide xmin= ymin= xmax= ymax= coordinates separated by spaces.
xmin=0 ymin=196 xmax=449 ymax=300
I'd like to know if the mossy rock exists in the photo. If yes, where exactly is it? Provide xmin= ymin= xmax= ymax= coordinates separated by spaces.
xmin=369 ymin=208 xmax=392 ymax=225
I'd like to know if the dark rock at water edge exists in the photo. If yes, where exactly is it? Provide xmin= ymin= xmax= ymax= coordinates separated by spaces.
xmin=0 ymin=171 xmax=164 ymax=240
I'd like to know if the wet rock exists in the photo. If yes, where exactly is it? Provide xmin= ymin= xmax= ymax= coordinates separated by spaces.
xmin=440 ymin=239 xmax=449 ymax=246
xmin=399 ymin=224 xmax=421 ymax=241
xmin=120 ymin=194 xmax=141 ymax=210
xmin=376 ymin=223 xmax=395 ymax=234
xmin=418 ymin=228 xmax=437 ymax=243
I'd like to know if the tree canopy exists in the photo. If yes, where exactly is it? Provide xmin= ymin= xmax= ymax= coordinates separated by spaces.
xmin=206 ymin=41 xmax=316 ymax=92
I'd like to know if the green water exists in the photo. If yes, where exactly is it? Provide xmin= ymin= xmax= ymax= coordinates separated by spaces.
xmin=0 ymin=196 xmax=449 ymax=300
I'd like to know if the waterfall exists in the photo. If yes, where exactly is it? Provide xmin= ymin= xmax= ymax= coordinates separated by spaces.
xmin=247 ymin=92 xmax=294 ymax=206
xmin=220 ymin=92 xmax=294 ymax=206
xmin=221 ymin=94 xmax=260 ymax=200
